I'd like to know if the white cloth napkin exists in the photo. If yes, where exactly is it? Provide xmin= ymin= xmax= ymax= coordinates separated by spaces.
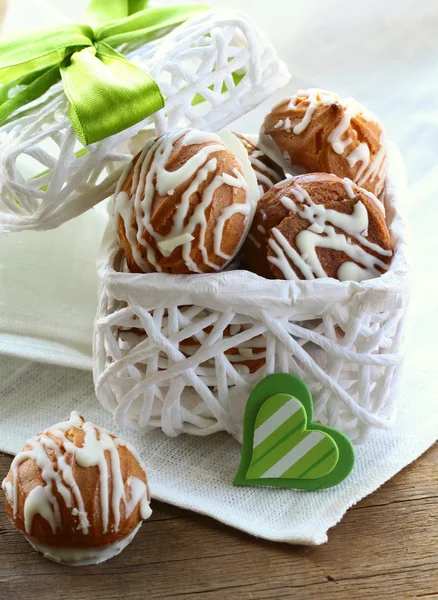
xmin=0 ymin=206 xmax=106 ymax=369
xmin=0 ymin=0 xmax=437 ymax=544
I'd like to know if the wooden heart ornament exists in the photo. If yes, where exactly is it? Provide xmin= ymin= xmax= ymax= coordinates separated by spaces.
xmin=233 ymin=374 xmax=355 ymax=490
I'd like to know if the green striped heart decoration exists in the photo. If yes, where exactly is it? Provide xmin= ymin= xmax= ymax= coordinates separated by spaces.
xmin=233 ymin=374 xmax=355 ymax=490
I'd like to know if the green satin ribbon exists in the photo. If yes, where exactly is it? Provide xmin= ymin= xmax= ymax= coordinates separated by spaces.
xmin=0 ymin=1 xmax=208 ymax=145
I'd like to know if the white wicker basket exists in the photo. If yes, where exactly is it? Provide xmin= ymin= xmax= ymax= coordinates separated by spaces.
xmin=0 ymin=9 xmax=289 ymax=233
xmin=93 ymin=141 xmax=410 ymax=445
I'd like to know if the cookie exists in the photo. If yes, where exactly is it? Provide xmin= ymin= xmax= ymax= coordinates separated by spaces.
xmin=2 ymin=412 xmax=151 ymax=566
xmin=244 ymin=173 xmax=393 ymax=282
xmin=260 ymin=89 xmax=387 ymax=197
xmin=115 ymin=129 xmax=258 ymax=274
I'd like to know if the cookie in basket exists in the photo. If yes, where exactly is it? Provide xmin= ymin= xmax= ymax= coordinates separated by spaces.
xmin=260 ymin=89 xmax=387 ymax=197
xmin=115 ymin=128 xmax=259 ymax=274
xmin=244 ymin=173 xmax=393 ymax=281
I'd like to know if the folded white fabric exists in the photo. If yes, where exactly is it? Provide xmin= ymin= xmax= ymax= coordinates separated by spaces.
xmin=0 ymin=205 xmax=105 ymax=369
xmin=0 ymin=0 xmax=437 ymax=544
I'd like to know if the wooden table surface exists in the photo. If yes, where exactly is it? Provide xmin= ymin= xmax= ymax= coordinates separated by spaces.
xmin=0 ymin=446 xmax=437 ymax=600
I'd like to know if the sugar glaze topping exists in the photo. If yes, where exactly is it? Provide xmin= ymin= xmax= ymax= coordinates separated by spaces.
xmin=115 ymin=129 xmax=258 ymax=273
xmin=2 ymin=412 xmax=151 ymax=538
xmin=238 ymin=139 xmax=284 ymax=196
xmin=267 ymin=182 xmax=392 ymax=282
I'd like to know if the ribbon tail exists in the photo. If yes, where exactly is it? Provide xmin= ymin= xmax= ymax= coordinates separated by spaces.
xmin=128 ymin=0 xmax=150 ymax=15
xmin=0 ymin=66 xmax=61 ymax=124
xmin=94 ymin=4 xmax=209 ymax=47
xmin=85 ymin=0 xmax=149 ymax=28
xmin=60 ymin=43 xmax=164 ymax=146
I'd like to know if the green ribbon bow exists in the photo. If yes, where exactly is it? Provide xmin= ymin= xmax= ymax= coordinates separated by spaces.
xmin=0 ymin=0 xmax=208 ymax=145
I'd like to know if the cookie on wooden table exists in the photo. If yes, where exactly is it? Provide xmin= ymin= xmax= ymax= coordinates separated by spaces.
xmin=2 ymin=412 xmax=152 ymax=566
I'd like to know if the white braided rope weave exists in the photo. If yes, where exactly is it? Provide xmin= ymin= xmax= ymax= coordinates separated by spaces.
xmin=0 ymin=9 xmax=289 ymax=233
xmin=94 ymin=142 xmax=410 ymax=445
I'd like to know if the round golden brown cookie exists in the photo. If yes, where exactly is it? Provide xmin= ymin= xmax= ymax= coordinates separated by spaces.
xmin=2 ymin=412 xmax=151 ymax=565
xmin=260 ymin=89 xmax=387 ymax=197
xmin=115 ymin=129 xmax=257 ymax=275
xmin=234 ymin=132 xmax=285 ymax=195
xmin=244 ymin=173 xmax=393 ymax=282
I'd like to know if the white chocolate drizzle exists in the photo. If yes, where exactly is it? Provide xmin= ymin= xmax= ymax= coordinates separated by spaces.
xmin=343 ymin=178 xmax=356 ymax=199
xmin=1 ymin=412 xmax=151 ymax=538
xmin=115 ymin=129 xmax=258 ymax=274
xmin=242 ymin=143 xmax=284 ymax=197
xmin=234 ymin=133 xmax=284 ymax=197
xmin=267 ymin=184 xmax=391 ymax=282
xmin=213 ymin=202 xmax=251 ymax=260
xmin=249 ymin=155 xmax=283 ymax=196
xmin=157 ymin=233 xmax=194 ymax=257
xmin=248 ymin=233 xmax=261 ymax=249
xmin=337 ymin=262 xmax=375 ymax=282
xmin=24 ymin=486 xmax=58 ymax=535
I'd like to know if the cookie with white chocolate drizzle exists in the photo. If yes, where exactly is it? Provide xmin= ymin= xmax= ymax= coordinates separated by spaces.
xmin=115 ymin=128 xmax=258 ymax=274
xmin=244 ymin=173 xmax=393 ymax=282
xmin=234 ymin=132 xmax=285 ymax=196
xmin=260 ymin=89 xmax=387 ymax=197
xmin=1 ymin=412 xmax=151 ymax=566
